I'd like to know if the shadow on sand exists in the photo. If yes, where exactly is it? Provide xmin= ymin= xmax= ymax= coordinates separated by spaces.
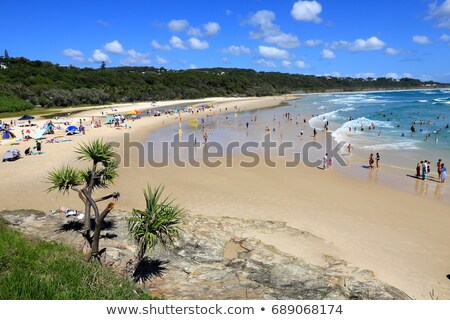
xmin=133 ymin=258 xmax=168 ymax=283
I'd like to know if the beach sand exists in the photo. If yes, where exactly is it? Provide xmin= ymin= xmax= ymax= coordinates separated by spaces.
xmin=0 ymin=95 xmax=449 ymax=299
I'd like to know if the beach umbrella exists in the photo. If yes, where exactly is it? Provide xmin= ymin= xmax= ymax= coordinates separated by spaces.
xmin=18 ymin=115 xmax=35 ymax=121
xmin=65 ymin=125 xmax=78 ymax=133
xmin=127 ymin=109 xmax=142 ymax=115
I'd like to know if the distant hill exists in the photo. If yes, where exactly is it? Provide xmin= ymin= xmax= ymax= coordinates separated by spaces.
xmin=0 ymin=56 xmax=445 ymax=112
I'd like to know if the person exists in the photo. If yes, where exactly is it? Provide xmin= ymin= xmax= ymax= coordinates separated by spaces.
xmin=24 ymin=147 xmax=31 ymax=156
xmin=313 ymin=128 xmax=317 ymax=138
xmin=440 ymin=163 xmax=446 ymax=183
xmin=347 ymin=143 xmax=353 ymax=154
xmin=36 ymin=141 xmax=42 ymax=154
xmin=203 ymin=131 xmax=208 ymax=144
xmin=369 ymin=153 xmax=374 ymax=169
xmin=323 ymin=154 xmax=328 ymax=170
xmin=416 ymin=162 xmax=421 ymax=178
xmin=422 ymin=161 xmax=428 ymax=180
xmin=437 ymin=159 xmax=442 ymax=178
xmin=376 ymin=153 xmax=380 ymax=168
xmin=300 ymin=129 xmax=304 ymax=137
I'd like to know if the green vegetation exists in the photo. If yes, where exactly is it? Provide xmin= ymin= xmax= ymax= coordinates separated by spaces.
xmin=0 ymin=56 xmax=445 ymax=112
xmin=0 ymin=92 xmax=34 ymax=113
xmin=47 ymin=139 xmax=120 ymax=261
xmin=0 ymin=217 xmax=150 ymax=299
xmin=128 ymin=185 xmax=186 ymax=268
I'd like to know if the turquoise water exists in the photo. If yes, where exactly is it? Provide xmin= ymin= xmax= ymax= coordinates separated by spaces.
xmin=298 ymin=89 xmax=450 ymax=170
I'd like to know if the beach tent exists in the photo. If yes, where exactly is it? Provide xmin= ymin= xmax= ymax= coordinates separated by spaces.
xmin=3 ymin=148 xmax=21 ymax=162
xmin=105 ymin=116 xmax=115 ymax=124
xmin=32 ymin=128 xmax=48 ymax=140
xmin=0 ymin=129 xmax=16 ymax=140
xmin=18 ymin=115 xmax=35 ymax=121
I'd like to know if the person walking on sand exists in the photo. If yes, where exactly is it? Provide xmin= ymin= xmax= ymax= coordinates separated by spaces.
xmin=440 ymin=163 xmax=446 ymax=183
xmin=323 ymin=153 xmax=328 ymax=170
xmin=369 ymin=153 xmax=374 ymax=169
xmin=376 ymin=153 xmax=380 ymax=168
xmin=437 ymin=159 xmax=442 ymax=178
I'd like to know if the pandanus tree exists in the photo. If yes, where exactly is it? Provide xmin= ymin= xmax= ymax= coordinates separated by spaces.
xmin=47 ymin=139 xmax=120 ymax=261
xmin=128 ymin=185 xmax=185 ymax=277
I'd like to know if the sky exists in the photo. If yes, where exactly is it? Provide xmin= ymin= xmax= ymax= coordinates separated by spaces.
xmin=1 ymin=0 xmax=450 ymax=82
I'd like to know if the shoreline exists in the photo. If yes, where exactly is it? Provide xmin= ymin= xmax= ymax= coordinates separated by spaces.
xmin=1 ymin=94 xmax=449 ymax=299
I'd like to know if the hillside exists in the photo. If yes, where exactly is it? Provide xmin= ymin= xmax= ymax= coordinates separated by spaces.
xmin=0 ymin=56 xmax=444 ymax=113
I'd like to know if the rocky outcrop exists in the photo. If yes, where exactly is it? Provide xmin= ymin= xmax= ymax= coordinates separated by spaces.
xmin=1 ymin=209 xmax=410 ymax=300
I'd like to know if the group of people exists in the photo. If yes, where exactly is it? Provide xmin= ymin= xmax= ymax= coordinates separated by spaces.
xmin=368 ymin=153 xmax=381 ymax=169
xmin=416 ymin=159 xmax=446 ymax=183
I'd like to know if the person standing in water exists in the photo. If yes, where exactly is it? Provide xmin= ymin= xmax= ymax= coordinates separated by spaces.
xmin=369 ymin=154 xmax=374 ymax=169
xmin=376 ymin=153 xmax=380 ymax=168
xmin=347 ymin=144 xmax=353 ymax=154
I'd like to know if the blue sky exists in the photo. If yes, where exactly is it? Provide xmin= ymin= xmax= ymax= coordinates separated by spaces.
xmin=1 ymin=0 xmax=450 ymax=82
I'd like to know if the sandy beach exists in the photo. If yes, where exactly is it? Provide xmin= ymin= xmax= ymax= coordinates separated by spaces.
xmin=0 ymin=95 xmax=449 ymax=300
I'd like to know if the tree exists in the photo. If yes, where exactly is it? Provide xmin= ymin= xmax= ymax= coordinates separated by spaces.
xmin=4 ymin=50 xmax=9 ymax=59
xmin=101 ymin=61 xmax=106 ymax=69
xmin=128 ymin=185 xmax=185 ymax=277
xmin=47 ymin=139 xmax=120 ymax=261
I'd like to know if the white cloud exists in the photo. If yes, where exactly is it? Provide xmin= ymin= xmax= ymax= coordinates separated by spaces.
xmin=104 ymin=40 xmax=125 ymax=54
xmin=264 ymin=33 xmax=300 ymax=48
xmin=440 ymin=33 xmax=450 ymax=41
xmin=355 ymin=72 xmax=376 ymax=78
xmin=385 ymin=47 xmax=400 ymax=55
xmin=412 ymin=35 xmax=431 ymax=44
xmin=386 ymin=72 xmax=399 ymax=79
xmin=89 ymin=49 xmax=111 ymax=63
xmin=187 ymin=27 xmax=202 ymax=37
xmin=170 ymin=36 xmax=186 ymax=49
xmin=189 ymin=64 xmax=198 ymax=69
xmin=225 ymin=9 xmax=232 ymax=16
xmin=295 ymin=60 xmax=310 ymax=69
xmin=222 ymin=45 xmax=251 ymax=55
xmin=256 ymin=59 xmax=277 ymax=68
xmin=321 ymin=49 xmax=335 ymax=59
xmin=168 ymin=19 xmax=189 ymax=32
xmin=428 ymin=0 xmax=450 ymax=28
xmin=385 ymin=72 xmax=414 ymax=79
xmin=151 ymin=40 xmax=171 ymax=51
xmin=121 ymin=50 xmax=151 ymax=65
xmin=350 ymin=36 xmax=385 ymax=51
xmin=328 ymin=37 xmax=385 ymax=52
xmin=291 ymin=0 xmax=323 ymax=23
xmin=304 ymin=39 xmax=323 ymax=47
xmin=258 ymin=46 xmax=291 ymax=60
xmin=204 ymin=22 xmax=221 ymax=36
xmin=62 ymin=48 xmax=84 ymax=62
xmin=282 ymin=60 xmax=292 ymax=67
xmin=249 ymin=10 xmax=300 ymax=48
xmin=97 ymin=20 xmax=110 ymax=27
xmin=187 ymin=37 xmax=209 ymax=50
xmin=155 ymin=56 xmax=169 ymax=64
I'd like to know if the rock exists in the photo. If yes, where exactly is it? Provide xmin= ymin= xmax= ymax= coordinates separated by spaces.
xmin=0 ymin=210 xmax=410 ymax=300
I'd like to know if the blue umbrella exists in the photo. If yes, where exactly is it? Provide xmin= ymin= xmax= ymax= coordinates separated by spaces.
xmin=18 ymin=115 xmax=35 ymax=121
xmin=65 ymin=125 xmax=78 ymax=133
